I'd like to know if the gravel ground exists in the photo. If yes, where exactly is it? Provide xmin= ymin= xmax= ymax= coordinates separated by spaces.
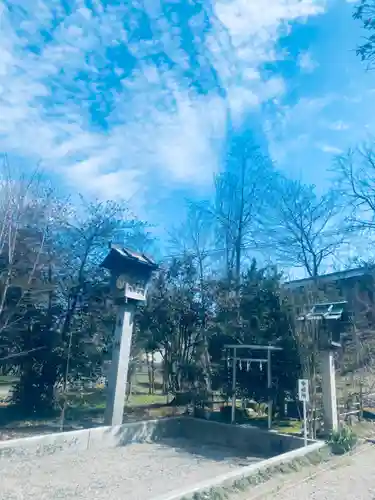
xmin=257 ymin=443 xmax=375 ymax=500
xmin=1 ymin=438 xmax=261 ymax=500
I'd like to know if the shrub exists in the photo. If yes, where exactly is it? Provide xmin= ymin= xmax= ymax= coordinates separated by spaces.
xmin=219 ymin=405 xmax=248 ymax=423
xmin=327 ymin=426 xmax=358 ymax=455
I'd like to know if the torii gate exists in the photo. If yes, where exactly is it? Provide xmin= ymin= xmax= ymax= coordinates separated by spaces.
xmin=224 ymin=344 xmax=283 ymax=429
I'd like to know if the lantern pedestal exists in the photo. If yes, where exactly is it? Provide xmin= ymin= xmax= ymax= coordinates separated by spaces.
xmin=104 ymin=302 xmax=135 ymax=426
xmin=320 ymin=350 xmax=338 ymax=434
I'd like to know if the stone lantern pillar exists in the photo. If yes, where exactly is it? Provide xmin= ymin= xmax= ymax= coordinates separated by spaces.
xmin=100 ymin=244 xmax=157 ymax=426
xmin=298 ymin=301 xmax=351 ymax=434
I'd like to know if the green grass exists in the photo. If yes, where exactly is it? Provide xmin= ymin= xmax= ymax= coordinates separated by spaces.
xmin=213 ymin=404 xmax=303 ymax=435
xmin=273 ymin=419 xmax=302 ymax=434
xmin=65 ymin=388 xmax=106 ymax=410
xmin=65 ymin=386 xmax=168 ymax=412
xmin=128 ymin=393 xmax=168 ymax=407
xmin=0 ymin=375 xmax=19 ymax=386
xmin=0 ymin=370 xmax=172 ymax=427
xmin=243 ymin=416 xmax=302 ymax=435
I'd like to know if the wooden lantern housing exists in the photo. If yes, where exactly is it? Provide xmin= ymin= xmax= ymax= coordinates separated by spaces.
xmin=297 ymin=301 xmax=352 ymax=350
xmin=100 ymin=244 xmax=158 ymax=303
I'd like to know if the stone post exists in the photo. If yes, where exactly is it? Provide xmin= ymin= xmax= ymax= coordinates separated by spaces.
xmin=104 ymin=303 xmax=135 ymax=426
xmin=320 ymin=350 xmax=338 ymax=433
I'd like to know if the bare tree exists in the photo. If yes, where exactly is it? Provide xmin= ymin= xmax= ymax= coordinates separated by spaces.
xmin=332 ymin=146 xmax=375 ymax=404
xmin=338 ymin=265 xmax=375 ymax=379
xmin=213 ymin=144 xmax=273 ymax=283
xmin=56 ymin=197 xmax=150 ymax=428
xmin=168 ymin=202 xmax=216 ymax=392
xmin=292 ymin=300 xmax=320 ymax=437
xmin=0 ymin=158 xmax=56 ymax=339
xmin=263 ymin=177 xmax=346 ymax=278
xmin=169 ymin=201 xmax=215 ymax=280
xmin=335 ymin=146 xmax=375 ymax=232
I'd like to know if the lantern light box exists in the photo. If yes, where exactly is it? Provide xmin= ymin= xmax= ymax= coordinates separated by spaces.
xmin=100 ymin=244 xmax=158 ymax=303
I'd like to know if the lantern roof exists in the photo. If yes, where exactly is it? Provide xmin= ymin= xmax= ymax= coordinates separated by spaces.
xmin=100 ymin=243 xmax=158 ymax=273
xmin=297 ymin=301 xmax=348 ymax=321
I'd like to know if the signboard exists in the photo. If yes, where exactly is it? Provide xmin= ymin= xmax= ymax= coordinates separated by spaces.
xmin=298 ymin=378 xmax=309 ymax=447
xmin=298 ymin=379 xmax=309 ymax=402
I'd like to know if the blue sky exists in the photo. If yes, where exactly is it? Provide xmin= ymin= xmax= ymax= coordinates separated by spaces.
xmin=0 ymin=0 xmax=373 ymax=243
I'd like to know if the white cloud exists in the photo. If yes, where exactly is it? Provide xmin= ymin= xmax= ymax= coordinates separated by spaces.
xmin=0 ymin=0 xmax=327 ymax=203
xmin=298 ymin=51 xmax=319 ymax=73
xmin=317 ymin=144 xmax=344 ymax=154
xmin=329 ymin=121 xmax=350 ymax=131
xmin=265 ymin=95 xmax=336 ymax=166
xmin=266 ymin=96 xmax=334 ymax=139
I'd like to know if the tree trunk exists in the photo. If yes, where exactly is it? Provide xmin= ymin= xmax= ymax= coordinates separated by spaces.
xmin=150 ymin=352 xmax=155 ymax=395
xmin=276 ymin=390 xmax=286 ymax=418
xmin=126 ymin=374 xmax=133 ymax=402
xmin=162 ymin=363 xmax=168 ymax=394
xmin=146 ymin=352 xmax=152 ymax=395
xmin=197 ymin=254 xmax=212 ymax=395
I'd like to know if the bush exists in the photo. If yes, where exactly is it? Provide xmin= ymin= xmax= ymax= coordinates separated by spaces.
xmin=193 ymin=407 xmax=211 ymax=420
xmin=12 ymin=355 xmax=59 ymax=417
xmin=327 ymin=426 xmax=358 ymax=455
xmin=219 ymin=405 xmax=248 ymax=423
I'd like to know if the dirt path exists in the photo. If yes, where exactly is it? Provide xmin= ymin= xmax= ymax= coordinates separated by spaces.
xmin=1 ymin=438 xmax=261 ymax=500
xmin=239 ymin=442 xmax=375 ymax=500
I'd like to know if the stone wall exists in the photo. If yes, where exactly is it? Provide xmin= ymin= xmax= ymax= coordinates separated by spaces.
xmin=0 ymin=418 xmax=179 ymax=459
xmin=0 ymin=416 xmax=313 ymax=460
xmin=177 ymin=418 xmax=312 ymax=457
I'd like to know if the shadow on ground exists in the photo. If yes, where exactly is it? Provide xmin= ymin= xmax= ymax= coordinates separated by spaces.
xmin=156 ymin=436 xmax=267 ymax=465
xmin=0 ymin=402 xmax=187 ymax=441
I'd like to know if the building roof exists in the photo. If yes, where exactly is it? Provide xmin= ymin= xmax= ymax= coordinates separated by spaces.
xmin=283 ymin=266 xmax=372 ymax=290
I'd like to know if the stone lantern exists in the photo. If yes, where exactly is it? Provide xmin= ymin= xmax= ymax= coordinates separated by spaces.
xmin=297 ymin=300 xmax=352 ymax=434
xmin=298 ymin=301 xmax=350 ymax=350
xmin=100 ymin=244 xmax=158 ymax=426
